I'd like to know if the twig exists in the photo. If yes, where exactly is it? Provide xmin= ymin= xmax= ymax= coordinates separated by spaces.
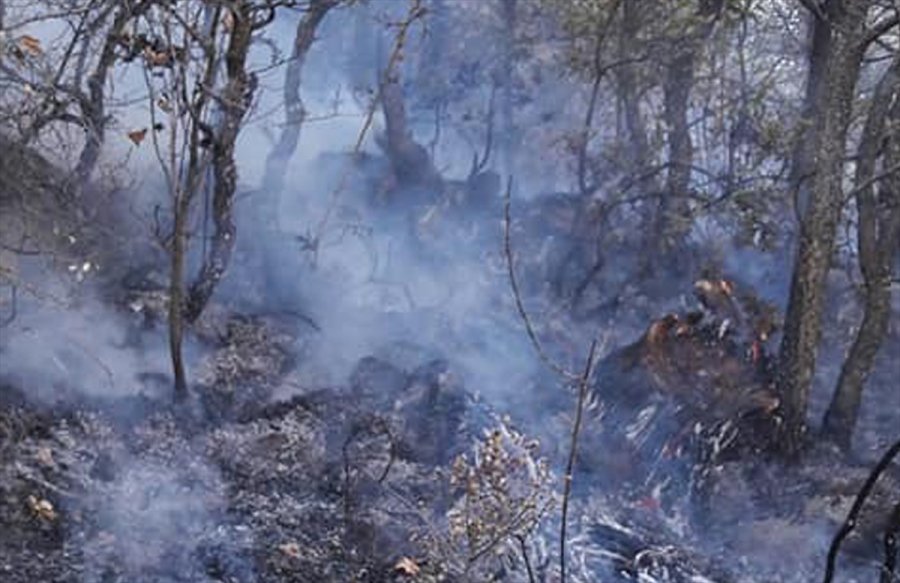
xmin=560 ymin=338 xmax=599 ymax=583
xmin=824 ymin=438 xmax=900 ymax=583
xmin=502 ymin=177 xmax=578 ymax=382
xmin=517 ymin=534 xmax=537 ymax=583
xmin=882 ymin=500 xmax=900 ymax=583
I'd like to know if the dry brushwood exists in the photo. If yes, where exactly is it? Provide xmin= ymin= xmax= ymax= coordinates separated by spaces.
xmin=418 ymin=422 xmax=556 ymax=580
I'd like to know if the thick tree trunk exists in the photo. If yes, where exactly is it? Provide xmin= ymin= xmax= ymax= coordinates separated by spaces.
xmin=823 ymin=56 xmax=900 ymax=448
xmin=185 ymin=2 xmax=254 ymax=323
xmin=788 ymin=9 xmax=833 ymax=221
xmin=380 ymin=78 xmax=441 ymax=193
xmin=777 ymin=0 xmax=870 ymax=456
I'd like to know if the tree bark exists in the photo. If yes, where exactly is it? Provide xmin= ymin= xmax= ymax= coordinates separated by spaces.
xmin=822 ymin=54 xmax=900 ymax=448
xmin=777 ymin=0 xmax=871 ymax=456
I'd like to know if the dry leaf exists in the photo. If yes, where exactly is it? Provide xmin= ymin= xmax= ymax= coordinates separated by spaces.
xmin=143 ymin=46 xmax=170 ymax=68
xmin=157 ymin=96 xmax=172 ymax=113
xmin=35 ymin=447 xmax=54 ymax=467
xmin=278 ymin=542 xmax=300 ymax=559
xmin=393 ymin=557 xmax=420 ymax=577
xmin=27 ymin=495 xmax=57 ymax=521
xmin=19 ymin=35 xmax=43 ymax=57
xmin=127 ymin=128 xmax=148 ymax=146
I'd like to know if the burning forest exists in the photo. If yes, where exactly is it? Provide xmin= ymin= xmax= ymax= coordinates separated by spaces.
xmin=0 ymin=0 xmax=899 ymax=581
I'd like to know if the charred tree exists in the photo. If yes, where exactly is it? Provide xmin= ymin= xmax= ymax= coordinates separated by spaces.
xmin=823 ymin=55 xmax=900 ymax=449
xmin=777 ymin=0 xmax=872 ymax=456
xmin=380 ymin=76 xmax=442 ymax=194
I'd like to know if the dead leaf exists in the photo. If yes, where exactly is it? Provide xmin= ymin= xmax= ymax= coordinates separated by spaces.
xmin=27 ymin=495 xmax=57 ymax=521
xmin=143 ymin=46 xmax=170 ymax=68
xmin=35 ymin=447 xmax=54 ymax=467
xmin=393 ymin=557 xmax=420 ymax=577
xmin=19 ymin=35 xmax=43 ymax=57
xmin=278 ymin=542 xmax=300 ymax=559
xmin=127 ymin=128 xmax=148 ymax=146
xmin=157 ymin=96 xmax=172 ymax=113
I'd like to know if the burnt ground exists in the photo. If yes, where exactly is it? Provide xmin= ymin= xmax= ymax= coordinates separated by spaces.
xmin=0 ymin=299 xmax=897 ymax=583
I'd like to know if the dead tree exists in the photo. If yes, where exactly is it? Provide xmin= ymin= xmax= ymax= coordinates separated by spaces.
xmin=822 ymin=53 xmax=900 ymax=448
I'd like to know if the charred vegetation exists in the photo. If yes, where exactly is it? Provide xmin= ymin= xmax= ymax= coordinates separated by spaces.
xmin=1 ymin=1 xmax=899 ymax=582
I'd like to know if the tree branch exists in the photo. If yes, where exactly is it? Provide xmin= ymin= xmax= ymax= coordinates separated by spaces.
xmin=823 ymin=438 xmax=900 ymax=583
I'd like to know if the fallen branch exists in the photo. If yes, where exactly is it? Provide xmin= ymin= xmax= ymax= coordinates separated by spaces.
xmin=516 ymin=534 xmax=536 ymax=583
xmin=824 ymin=437 xmax=900 ymax=583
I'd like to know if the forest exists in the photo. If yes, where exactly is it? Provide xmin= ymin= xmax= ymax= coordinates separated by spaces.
xmin=0 ymin=0 xmax=898 ymax=581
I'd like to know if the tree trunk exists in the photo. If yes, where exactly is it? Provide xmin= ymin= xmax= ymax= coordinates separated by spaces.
xmin=777 ymin=0 xmax=870 ymax=456
xmin=498 ymin=0 xmax=517 ymax=176
xmin=615 ymin=0 xmax=653 ymax=189
xmin=185 ymin=2 xmax=255 ymax=323
xmin=787 ymin=8 xmax=833 ymax=221
xmin=380 ymin=78 xmax=441 ymax=193
xmin=822 ymin=54 xmax=900 ymax=448
xmin=656 ymin=0 xmax=724 ymax=255
xmin=262 ymin=0 xmax=338 ymax=197
xmin=169 ymin=190 xmax=190 ymax=402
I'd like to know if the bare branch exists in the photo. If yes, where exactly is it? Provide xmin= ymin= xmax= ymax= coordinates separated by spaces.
xmin=502 ymin=177 xmax=578 ymax=382
xmin=559 ymin=338 xmax=599 ymax=583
